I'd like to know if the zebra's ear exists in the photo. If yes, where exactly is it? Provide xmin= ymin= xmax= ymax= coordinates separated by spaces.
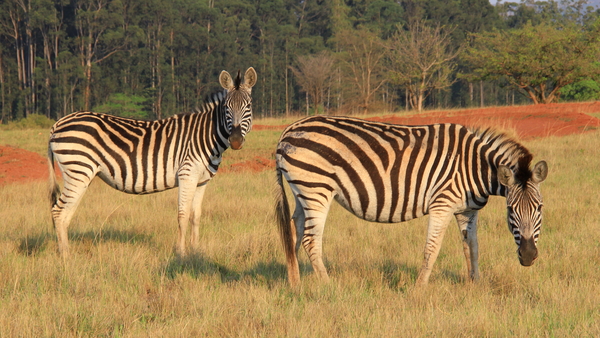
xmin=219 ymin=70 xmax=234 ymax=90
xmin=244 ymin=67 xmax=257 ymax=88
xmin=497 ymin=165 xmax=515 ymax=187
xmin=532 ymin=160 xmax=548 ymax=184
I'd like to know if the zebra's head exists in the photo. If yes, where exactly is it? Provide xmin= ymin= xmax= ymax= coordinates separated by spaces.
xmin=497 ymin=160 xmax=548 ymax=267
xmin=219 ymin=67 xmax=257 ymax=150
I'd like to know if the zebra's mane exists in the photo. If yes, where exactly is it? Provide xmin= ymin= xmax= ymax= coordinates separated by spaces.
xmin=189 ymin=90 xmax=226 ymax=115
xmin=472 ymin=126 xmax=534 ymax=184
xmin=188 ymin=71 xmax=242 ymax=115
xmin=233 ymin=70 xmax=242 ymax=89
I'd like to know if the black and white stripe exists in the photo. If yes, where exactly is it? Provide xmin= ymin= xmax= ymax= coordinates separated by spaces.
xmin=48 ymin=67 xmax=257 ymax=256
xmin=275 ymin=116 xmax=548 ymax=286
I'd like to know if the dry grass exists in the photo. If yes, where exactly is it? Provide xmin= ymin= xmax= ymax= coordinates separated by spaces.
xmin=0 ymin=126 xmax=599 ymax=337
xmin=0 ymin=128 xmax=49 ymax=156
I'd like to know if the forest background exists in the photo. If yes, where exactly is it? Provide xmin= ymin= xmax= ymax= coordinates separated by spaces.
xmin=1 ymin=0 xmax=600 ymax=123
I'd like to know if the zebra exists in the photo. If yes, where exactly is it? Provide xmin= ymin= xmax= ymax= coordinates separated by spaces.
xmin=275 ymin=116 xmax=548 ymax=286
xmin=48 ymin=67 xmax=257 ymax=257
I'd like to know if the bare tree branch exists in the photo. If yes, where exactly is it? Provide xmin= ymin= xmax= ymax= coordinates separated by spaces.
xmin=290 ymin=51 xmax=334 ymax=114
xmin=388 ymin=21 xmax=460 ymax=111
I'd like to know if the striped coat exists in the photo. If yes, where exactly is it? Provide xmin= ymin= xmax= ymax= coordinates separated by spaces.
xmin=275 ymin=116 xmax=548 ymax=286
xmin=48 ymin=67 xmax=257 ymax=256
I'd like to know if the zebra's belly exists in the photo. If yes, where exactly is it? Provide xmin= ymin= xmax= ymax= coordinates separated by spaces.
xmin=98 ymin=166 xmax=178 ymax=194
xmin=333 ymin=193 xmax=427 ymax=223
xmin=96 ymin=171 xmax=177 ymax=194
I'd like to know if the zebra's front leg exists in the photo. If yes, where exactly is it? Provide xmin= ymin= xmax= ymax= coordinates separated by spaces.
xmin=176 ymin=177 xmax=200 ymax=257
xmin=189 ymin=183 xmax=208 ymax=253
xmin=416 ymin=208 xmax=454 ymax=285
xmin=455 ymin=211 xmax=480 ymax=281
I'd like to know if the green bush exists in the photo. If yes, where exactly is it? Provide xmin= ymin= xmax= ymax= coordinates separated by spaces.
xmin=559 ymin=79 xmax=600 ymax=102
xmin=0 ymin=114 xmax=56 ymax=130
xmin=92 ymin=93 xmax=151 ymax=120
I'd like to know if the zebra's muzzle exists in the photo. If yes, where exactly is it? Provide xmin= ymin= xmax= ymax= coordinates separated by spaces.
xmin=518 ymin=238 xmax=538 ymax=266
xmin=229 ymin=125 xmax=245 ymax=150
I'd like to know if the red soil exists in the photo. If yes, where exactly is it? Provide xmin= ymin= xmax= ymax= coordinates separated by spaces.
xmin=0 ymin=145 xmax=49 ymax=185
xmin=366 ymin=101 xmax=600 ymax=140
xmin=2 ymin=102 xmax=599 ymax=185
xmin=219 ymin=156 xmax=275 ymax=174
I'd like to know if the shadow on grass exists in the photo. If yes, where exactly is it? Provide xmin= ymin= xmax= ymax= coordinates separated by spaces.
xmin=379 ymin=260 xmax=418 ymax=291
xmin=70 ymin=228 xmax=155 ymax=246
xmin=162 ymin=253 xmax=240 ymax=281
xmin=162 ymin=253 xmax=288 ymax=285
xmin=17 ymin=228 xmax=154 ymax=256
xmin=380 ymin=260 xmax=468 ymax=288
xmin=18 ymin=232 xmax=51 ymax=256
xmin=439 ymin=268 xmax=467 ymax=284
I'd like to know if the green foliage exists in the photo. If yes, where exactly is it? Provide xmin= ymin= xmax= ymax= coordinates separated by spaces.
xmin=496 ymin=0 xmax=600 ymax=29
xmin=462 ymin=21 xmax=600 ymax=104
xmin=560 ymin=79 xmax=600 ymax=102
xmin=0 ymin=0 xmax=599 ymax=123
xmin=0 ymin=114 xmax=55 ymax=130
xmin=347 ymin=0 xmax=405 ymax=37
xmin=92 ymin=94 xmax=151 ymax=120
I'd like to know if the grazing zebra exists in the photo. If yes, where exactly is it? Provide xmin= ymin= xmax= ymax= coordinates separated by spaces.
xmin=48 ymin=67 xmax=257 ymax=257
xmin=275 ymin=116 xmax=548 ymax=286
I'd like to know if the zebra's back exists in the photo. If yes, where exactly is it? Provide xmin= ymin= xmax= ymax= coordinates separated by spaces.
xmin=276 ymin=115 xmax=489 ymax=223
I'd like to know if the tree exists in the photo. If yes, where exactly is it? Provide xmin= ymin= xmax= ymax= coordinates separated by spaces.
xmin=388 ymin=21 xmax=460 ymax=111
xmin=462 ymin=21 xmax=600 ymax=104
xmin=496 ymin=0 xmax=600 ymax=29
xmin=335 ymin=27 xmax=387 ymax=114
xmin=290 ymin=51 xmax=334 ymax=115
xmin=346 ymin=0 xmax=404 ymax=37
xmin=74 ymin=0 xmax=128 ymax=110
xmin=0 ymin=0 xmax=36 ymax=118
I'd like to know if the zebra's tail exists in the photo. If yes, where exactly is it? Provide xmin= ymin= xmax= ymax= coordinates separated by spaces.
xmin=47 ymin=142 xmax=60 ymax=208
xmin=275 ymin=168 xmax=300 ymax=288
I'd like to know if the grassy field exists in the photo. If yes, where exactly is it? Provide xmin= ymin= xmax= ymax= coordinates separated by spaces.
xmin=0 ymin=119 xmax=599 ymax=337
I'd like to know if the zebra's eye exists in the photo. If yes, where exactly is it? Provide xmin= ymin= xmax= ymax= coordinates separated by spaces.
xmin=536 ymin=204 xmax=543 ymax=212
xmin=507 ymin=206 xmax=514 ymax=213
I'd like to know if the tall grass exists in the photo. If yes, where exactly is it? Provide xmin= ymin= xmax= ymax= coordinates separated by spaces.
xmin=0 ymin=127 xmax=599 ymax=336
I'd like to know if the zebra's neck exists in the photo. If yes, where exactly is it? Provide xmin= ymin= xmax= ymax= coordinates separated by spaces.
xmin=167 ymin=90 xmax=230 ymax=174
xmin=199 ymin=90 xmax=230 ymax=162
xmin=476 ymin=128 xmax=533 ymax=197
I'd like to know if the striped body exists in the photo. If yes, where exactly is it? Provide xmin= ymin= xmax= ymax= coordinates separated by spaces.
xmin=50 ymin=98 xmax=228 ymax=195
xmin=49 ymin=67 xmax=257 ymax=256
xmin=275 ymin=116 xmax=548 ymax=286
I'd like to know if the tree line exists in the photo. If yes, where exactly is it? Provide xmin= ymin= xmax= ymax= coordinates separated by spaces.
xmin=1 ymin=0 xmax=600 ymax=123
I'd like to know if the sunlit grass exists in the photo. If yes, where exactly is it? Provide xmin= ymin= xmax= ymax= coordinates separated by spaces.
xmin=0 ymin=121 xmax=599 ymax=336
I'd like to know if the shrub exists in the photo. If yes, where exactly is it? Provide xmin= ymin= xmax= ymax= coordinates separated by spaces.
xmin=92 ymin=93 xmax=151 ymax=119
xmin=0 ymin=114 xmax=56 ymax=130
xmin=559 ymin=79 xmax=600 ymax=102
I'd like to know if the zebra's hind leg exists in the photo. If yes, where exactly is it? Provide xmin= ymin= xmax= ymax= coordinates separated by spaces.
xmin=51 ymin=168 xmax=95 ymax=257
xmin=416 ymin=207 xmax=454 ymax=285
xmin=299 ymin=204 xmax=331 ymax=283
xmin=286 ymin=199 xmax=304 ymax=287
xmin=189 ymin=183 xmax=208 ymax=253
xmin=455 ymin=211 xmax=480 ymax=281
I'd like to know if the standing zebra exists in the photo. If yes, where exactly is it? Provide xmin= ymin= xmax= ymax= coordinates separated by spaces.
xmin=48 ymin=67 xmax=257 ymax=257
xmin=275 ymin=116 xmax=548 ymax=286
